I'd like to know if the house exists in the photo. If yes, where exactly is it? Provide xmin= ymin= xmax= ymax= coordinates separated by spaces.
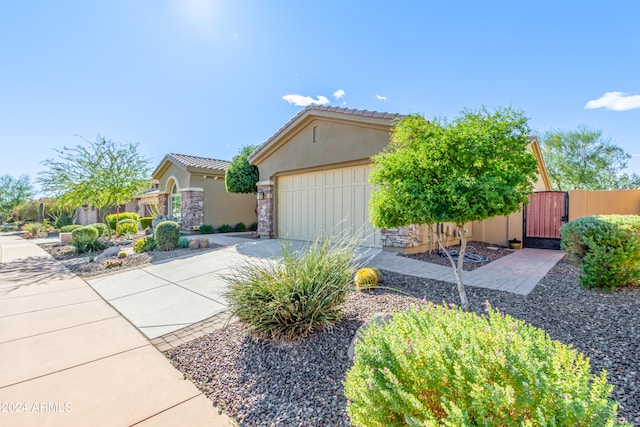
xmin=248 ymin=105 xmax=551 ymax=250
xmin=151 ymin=153 xmax=256 ymax=232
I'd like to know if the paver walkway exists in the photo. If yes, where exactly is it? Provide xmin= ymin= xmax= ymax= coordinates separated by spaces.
xmin=369 ymin=247 xmax=565 ymax=295
xmin=0 ymin=233 xmax=234 ymax=427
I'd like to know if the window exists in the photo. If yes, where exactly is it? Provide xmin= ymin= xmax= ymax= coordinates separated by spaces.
xmin=170 ymin=183 xmax=181 ymax=220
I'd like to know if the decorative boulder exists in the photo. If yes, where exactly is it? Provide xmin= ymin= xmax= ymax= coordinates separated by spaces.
xmin=347 ymin=313 xmax=393 ymax=360
xmin=188 ymin=239 xmax=200 ymax=249
xmin=96 ymin=246 xmax=121 ymax=261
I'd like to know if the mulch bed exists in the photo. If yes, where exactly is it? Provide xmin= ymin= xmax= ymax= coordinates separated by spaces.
xmin=401 ymin=240 xmax=515 ymax=271
xmin=168 ymin=260 xmax=640 ymax=426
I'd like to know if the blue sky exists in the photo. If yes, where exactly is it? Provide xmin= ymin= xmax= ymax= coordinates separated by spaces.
xmin=1 ymin=1 xmax=639 ymax=194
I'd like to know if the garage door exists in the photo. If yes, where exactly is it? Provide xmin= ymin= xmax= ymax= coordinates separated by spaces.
xmin=277 ymin=165 xmax=381 ymax=247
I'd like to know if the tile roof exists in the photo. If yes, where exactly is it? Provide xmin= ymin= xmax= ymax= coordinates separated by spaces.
xmin=165 ymin=153 xmax=230 ymax=171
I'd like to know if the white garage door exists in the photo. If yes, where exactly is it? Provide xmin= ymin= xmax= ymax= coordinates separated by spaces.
xmin=277 ymin=165 xmax=381 ymax=247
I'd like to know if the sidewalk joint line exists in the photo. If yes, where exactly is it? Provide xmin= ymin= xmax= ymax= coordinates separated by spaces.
xmin=0 ymin=315 xmax=121 ymax=345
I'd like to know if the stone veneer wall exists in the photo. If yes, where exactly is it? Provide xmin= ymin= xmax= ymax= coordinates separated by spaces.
xmin=180 ymin=190 xmax=204 ymax=232
xmin=158 ymin=193 xmax=169 ymax=217
xmin=380 ymin=225 xmax=421 ymax=248
xmin=257 ymin=182 xmax=274 ymax=238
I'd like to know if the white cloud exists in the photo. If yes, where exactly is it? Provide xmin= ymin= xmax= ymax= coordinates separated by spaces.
xmin=282 ymin=94 xmax=330 ymax=106
xmin=229 ymin=33 xmax=239 ymax=38
xmin=375 ymin=94 xmax=387 ymax=101
xmin=333 ymin=89 xmax=345 ymax=99
xmin=585 ymin=91 xmax=640 ymax=111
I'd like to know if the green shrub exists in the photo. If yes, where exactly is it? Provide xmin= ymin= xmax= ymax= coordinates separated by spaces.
xmin=23 ymin=222 xmax=43 ymax=236
xmin=176 ymin=236 xmax=190 ymax=248
xmin=223 ymin=232 xmax=359 ymax=339
xmin=154 ymin=221 xmax=180 ymax=251
xmin=106 ymin=212 xmax=140 ymax=230
xmin=59 ymin=224 xmax=82 ymax=233
xmin=140 ymin=216 xmax=153 ymax=230
xmin=561 ymin=215 xmax=640 ymax=289
xmin=344 ymin=303 xmax=621 ymax=426
xmin=89 ymin=222 xmax=109 ymax=237
xmin=133 ymin=236 xmax=156 ymax=253
xmin=217 ymin=224 xmax=233 ymax=233
xmin=199 ymin=224 xmax=214 ymax=234
xmin=71 ymin=226 xmax=105 ymax=253
xmin=234 ymin=222 xmax=247 ymax=232
xmin=248 ymin=221 xmax=258 ymax=232
xmin=117 ymin=218 xmax=139 ymax=236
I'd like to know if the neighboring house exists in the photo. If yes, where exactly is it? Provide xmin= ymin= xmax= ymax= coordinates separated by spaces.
xmin=151 ymin=153 xmax=256 ymax=232
xmin=248 ymin=105 xmax=551 ymax=250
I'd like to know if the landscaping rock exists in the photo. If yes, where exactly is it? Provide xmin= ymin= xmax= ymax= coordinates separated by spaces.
xmin=188 ymin=239 xmax=200 ymax=249
xmin=347 ymin=313 xmax=393 ymax=360
xmin=95 ymin=246 xmax=121 ymax=261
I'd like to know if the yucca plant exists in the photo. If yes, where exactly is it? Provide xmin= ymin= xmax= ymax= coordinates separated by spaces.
xmin=223 ymin=231 xmax=362 ymax=340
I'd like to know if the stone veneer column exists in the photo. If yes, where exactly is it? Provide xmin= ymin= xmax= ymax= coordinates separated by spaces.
xmin=158 ymin=193 xmax=169 ymax=216
xmin=256 ymin=180 xmax=274 ymax=239
xmin=380 ymin=225 xmax=421 ymax=249
xmin=180 ymin=188 xmax=204 ymax=232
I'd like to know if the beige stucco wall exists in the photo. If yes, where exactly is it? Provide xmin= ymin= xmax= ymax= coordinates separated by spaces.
xmin=156 ymin=163 xmax=191 ymax=193
xmin=255 ymin=117 xmax=393 ymax=180
xmin=568 ymin=189 xmax=640 ymax=221
xmin=190 ymin=175 xmax=256 ymax=228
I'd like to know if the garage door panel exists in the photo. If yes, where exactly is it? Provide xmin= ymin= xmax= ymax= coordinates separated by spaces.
xmin=278 ymin=165 xmax=380 ymax=247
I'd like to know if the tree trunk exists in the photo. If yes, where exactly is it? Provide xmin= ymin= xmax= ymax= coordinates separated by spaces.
xmin=432 ymin=223 xmax=471 ymax=311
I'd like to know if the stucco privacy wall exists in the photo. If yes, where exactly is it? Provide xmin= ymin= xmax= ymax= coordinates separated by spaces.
xmin=568 ymin=189 xmax=640 ymax=220
xmin=190 ymin=175 xmax=256 ymax=228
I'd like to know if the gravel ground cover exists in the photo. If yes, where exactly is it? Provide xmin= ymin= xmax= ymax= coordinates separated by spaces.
xmin=402 ymin=240 xmax=515 ymax=271
xmin=168 ymin=259 xmax=640 ymax=426
xmin=38 ymin=236 xmax=221 ymax=278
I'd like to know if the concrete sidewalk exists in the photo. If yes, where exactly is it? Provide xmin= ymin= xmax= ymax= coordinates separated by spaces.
xmin=0 ymin=233 xmax=234 ymax=427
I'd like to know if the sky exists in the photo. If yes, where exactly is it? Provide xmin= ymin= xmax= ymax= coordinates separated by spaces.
xmin=1 ymin=1 xmax=639 ymax=195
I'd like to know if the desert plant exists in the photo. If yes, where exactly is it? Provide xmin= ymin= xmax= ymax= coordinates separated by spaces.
xmin=199 ymin=224 xmax=214 ymax=234
xmin=224 ymin=231 xmax=360 ymax=339
xmin=217 ymin=224 xmax=233 ymax=233
xmin=59 ymin=224 xmax=82 ymax=233
xmin=117 ymin=250 xmax=127 ymax=258
xmin=71 ymin=225 xmax=105 ymax=253
xmin=89 ymin=222 xmax=109 ymax=237
xmin=234 ymin=222 xmax=247 ymax=232
xmin=354 ymin=267 xmax=380 ymax=290
xmin=106 ymin=259 xmax=123 ymax=268
xmin=133 ymin=236 xmax=156 ymax=253
xmin=106 ymin=212 xmax=140 ymax=230
xmin=561 ymin=214 xmax=640 ymax=289
xmin=140 ymin=216 xmax=153 ymax=230
xmin=117 ymin=218 xmax=139 ymax=236
xmin=154 ymin=220 xmax=180 ymax=251
xmin=176 ymin=236 xmax=190 ymax=248
xmin=248 ymin=221 xmax=258 ymax=232
xmin=23 ymin=222 xmax=43 ymax=236
xmin=344 ymin=303 xmax=622 ymax=426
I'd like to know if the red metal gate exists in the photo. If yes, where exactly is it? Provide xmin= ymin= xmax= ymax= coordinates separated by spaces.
xmin=523 ymin=191 xmax=568 ymax=250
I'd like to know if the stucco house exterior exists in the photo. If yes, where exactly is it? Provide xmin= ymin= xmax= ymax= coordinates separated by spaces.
xmin=248 ymin=105 xmax=551 ymax=251
xmin=151 ymin=153 xmax=256 ymax=232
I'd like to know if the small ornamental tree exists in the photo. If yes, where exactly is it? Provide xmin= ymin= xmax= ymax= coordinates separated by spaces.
xmin=0 ymin=174 xmax=33 ymax=222
xmin=369 ymin=107 xmax=539 ymax=310
xmin=225 ymin=145 xmax=259 ymax=194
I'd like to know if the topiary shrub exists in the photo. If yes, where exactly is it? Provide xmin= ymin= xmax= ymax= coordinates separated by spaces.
xmin=154 ymin=221 xmax=180 ymax=251
xmin=217 ymin=224 xmax=233 ymax=233
xmin=354 ymin=267 xmax=380 ymax=290
xmin=106 ymin=212 xmax=140 ymax=230
xmin=344 ymin=302 xmax=622 ymax=426
xmin=133 ymin=236 xmax=156 ymax=253
xmin=248 ymin=221 xmax=258 ymax=232
xmin=60 ymin=224 xmax=82 ymax=233
xmin=89 ymin=222 xmax=109 ymax=237
xmin=234 ymin=222 xmax=247 ymax=232
xmin=224 ymin=232 xmax=360 ymax=339
xmin=561 ymin=214 xmax=640 ymax=289
xmin=140 ymin=216 xmax=153 ymax=230
xmin=71 ymin=225 xmax=105 ymax=253
xmin=117 ymin=218 xmax=139 ymax=236
xmin=199 ymin=224 xmax=214 ymax=234
xmin=176 ymin=236 xmax=190 ymax=248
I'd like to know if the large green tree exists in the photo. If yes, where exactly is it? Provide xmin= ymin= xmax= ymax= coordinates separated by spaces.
xmin=369 ymin=107 xmax=539 ymax=310
xmin=540 ymin=127 xmax=640 ymax=190
xmin=0 ymin=174 xmax=33 ymax=222
xmin=38 ymin=136 xmax=151 ymax=235
xmin=225 ymin=144 xmax=259 ymax=193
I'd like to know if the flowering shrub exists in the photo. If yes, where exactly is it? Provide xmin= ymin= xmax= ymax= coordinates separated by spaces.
xmin=561 ymin=215 xmax=640 ymax=289
xmin=344 ymin=303 xmax=621 ymax=426
xmin=117 ymin=218 xmax=139 ymax=236
xmin=133 ymin=236 xmax=156 ymax=253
